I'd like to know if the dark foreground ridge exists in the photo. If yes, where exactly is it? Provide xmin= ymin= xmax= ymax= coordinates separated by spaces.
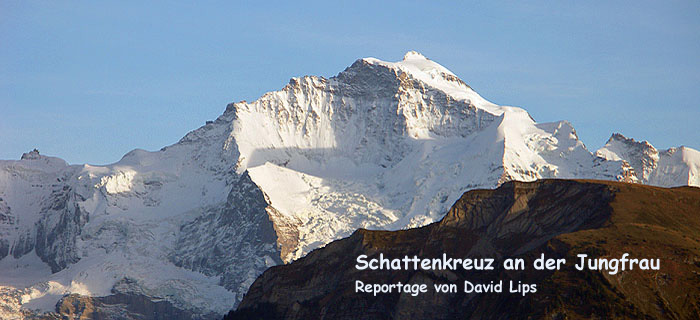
xmin=226 ymin=179 xmax=700 ymax=320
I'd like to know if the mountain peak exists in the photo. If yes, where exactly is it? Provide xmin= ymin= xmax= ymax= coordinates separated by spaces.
xmin=596 ymin=133 xmax=700 ymax=186
xmin=355 ymin=53 xmax=501 ymax=115
xmin=606 ymin=133 xmax=656 ymax=150
xmin=608 ymin=132 xmax=627 ymax=142
xmin=402 ymin=50 xmax=427 ymax=61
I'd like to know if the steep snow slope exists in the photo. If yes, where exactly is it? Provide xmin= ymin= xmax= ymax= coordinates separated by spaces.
xmin=0 ymin=52 xmax=679 ymax=318
xmin=596 ymin=133 xmax=699 ymax=187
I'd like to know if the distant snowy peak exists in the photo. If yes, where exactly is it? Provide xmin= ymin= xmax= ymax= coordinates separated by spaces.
xmin=402 ymin=50 xmax=431 ymax=61
xmin=596 ymin=133 xmax=699 ymax=187
xmin=596 ymin=133 xmax=659 ymax=180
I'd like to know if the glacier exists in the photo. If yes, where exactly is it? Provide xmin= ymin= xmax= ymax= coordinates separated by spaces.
xmin=0 ymin=51 xmax=697 ymax=318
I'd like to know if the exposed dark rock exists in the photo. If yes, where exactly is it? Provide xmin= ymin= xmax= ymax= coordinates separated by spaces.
xmin=34 ymin=185 xmax=87 ymax=272
xmin=170 ymin=171 xmax=283 ymax=302
xmin=0 ymin=238 xmax=8 ymax=260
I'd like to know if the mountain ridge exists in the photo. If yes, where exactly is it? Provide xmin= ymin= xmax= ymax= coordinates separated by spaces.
xmin=596 ymin=133 xmax=700 ymax=187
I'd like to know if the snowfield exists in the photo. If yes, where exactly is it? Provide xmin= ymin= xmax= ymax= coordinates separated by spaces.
xmin=1 ymin=51 xmax=697 ymax=318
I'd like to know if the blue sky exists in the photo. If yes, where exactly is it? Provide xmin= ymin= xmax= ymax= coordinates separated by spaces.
xmin=2 ymin=1 xmax=699 ymax=165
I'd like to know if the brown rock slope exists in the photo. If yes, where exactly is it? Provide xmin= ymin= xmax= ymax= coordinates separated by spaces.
xmin=227 ymin=180 xmax=700 ymax=320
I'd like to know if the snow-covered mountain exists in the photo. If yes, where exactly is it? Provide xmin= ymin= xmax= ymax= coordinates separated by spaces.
xmin=0 ymin=51 xmax=695 ymax=318
xmin=596 ymin=133 xmax=699 ymax=187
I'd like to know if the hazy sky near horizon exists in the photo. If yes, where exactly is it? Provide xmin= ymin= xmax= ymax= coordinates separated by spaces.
xmin=2 ymin=1 xmax=699 ymax=165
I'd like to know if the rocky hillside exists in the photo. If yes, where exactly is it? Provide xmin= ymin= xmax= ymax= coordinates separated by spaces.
xmin=230 ymin=179 xmax=700 ymax=319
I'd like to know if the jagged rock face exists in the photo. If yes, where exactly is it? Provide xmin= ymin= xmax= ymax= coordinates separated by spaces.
xmin=34 ymin=185 xmax=88 ymax=273
xmin=169 ymin=172 xmax=281 ymax=300
xmin=231 ymin=180 xmax=700 ymax=320
xmin=596 ymin=133 xmax=659 ymax=181
xmin=596 ymin=133 xmax=700 ymax=187
xmin=0 ymin=52 xmax=697 ymax=318
xmin=1 ymin=174 xmax=88 ymax=273
xmin=0 ymin=198 xmax=13 ymax=259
